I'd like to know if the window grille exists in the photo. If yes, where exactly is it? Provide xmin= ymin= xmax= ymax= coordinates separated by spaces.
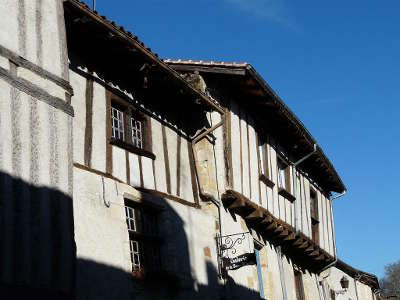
xmin=111 ymin=106 xmax=124 ymax=140
xmin=131 ymin=117 xmax=143 ymax=148
xmin=125 ymin=206 xmax=137 ymax=232
xmin=130 ymin=240 xmax=141 ymax=271
xmin=124 ymin=200 xmax=161 ymax=275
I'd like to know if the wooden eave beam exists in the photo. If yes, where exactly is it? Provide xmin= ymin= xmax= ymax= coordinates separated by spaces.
xmin=244 ymin=209 xmax=264 ymax=221
xmin=283 ymin=232 xmax=296 ymax=241
xmin=170 ymin=64 xmax=246 ymax=76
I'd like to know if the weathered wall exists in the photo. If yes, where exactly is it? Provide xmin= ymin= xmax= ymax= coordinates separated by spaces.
xmin=74 ymin=167 xmax=224 ymax=300
xmin=0 ymin=0 xmax=74 ymax=297
xmin=323 ymin=266 xmax=377 ymax=300
xmin=70 ymin=68 xmax=199 ymax=206
xmin=223 ymin=97 xmax=336 ymax=257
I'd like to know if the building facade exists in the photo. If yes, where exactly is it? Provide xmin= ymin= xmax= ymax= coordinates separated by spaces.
xmin=0 ymin=1 xmax=380 ymax=299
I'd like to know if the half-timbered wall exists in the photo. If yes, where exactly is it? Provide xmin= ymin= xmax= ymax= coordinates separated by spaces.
xmin=223 ymin=97 xmax=336 ymax=257
xmin=70 ymin=68 xmax=200 ymax=207
xmin=0 ymin=0 xmax=74 ymax=297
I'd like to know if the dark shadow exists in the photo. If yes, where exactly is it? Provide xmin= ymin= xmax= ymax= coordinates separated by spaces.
xmin=0 ymin=171 xmax=75 ymax=300
xmin=0 ymin=171 xmax=263 ymax=299
xmin=74 ymin=190 xmax=262 ymax=300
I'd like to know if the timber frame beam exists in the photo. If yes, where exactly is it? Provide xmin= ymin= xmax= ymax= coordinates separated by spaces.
xmin=222 ymin=189 xmax=335 ymax=272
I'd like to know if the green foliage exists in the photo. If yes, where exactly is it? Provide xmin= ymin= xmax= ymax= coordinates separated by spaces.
xmin=380 ymin=260 xmax=400 ymax=298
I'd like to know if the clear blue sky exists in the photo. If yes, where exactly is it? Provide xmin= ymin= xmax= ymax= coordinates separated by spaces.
xmin=82 ymin=0 xmax=400 ymax=278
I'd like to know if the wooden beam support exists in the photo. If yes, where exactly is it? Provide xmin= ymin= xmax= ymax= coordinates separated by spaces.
xmin=283 ymin=232 xmax=296 ymax=241
xmin=244 ymin=209 xmax=263 ymax=220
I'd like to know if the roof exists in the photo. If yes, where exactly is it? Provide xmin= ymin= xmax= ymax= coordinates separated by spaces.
xmin=165 ymin=59 xmax=346 ymax=194
xmin=63 ymin=0 xmax=223 ymax=115
xmin=336 ymin=259 xmax=380 ymax=290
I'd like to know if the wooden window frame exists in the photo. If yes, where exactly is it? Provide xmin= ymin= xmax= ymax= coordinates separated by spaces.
xmin=109 ymin=94 xmax=155 ymax=160
xmin=277 ymin=155 xmax=295 ymax=202
xmin=124 ymin=199 xmax=162 ymax=279
xmin=258 ymin=135 xmax=274 ymax=188
xmin=310 ymin=187 xmax=320 ymax=245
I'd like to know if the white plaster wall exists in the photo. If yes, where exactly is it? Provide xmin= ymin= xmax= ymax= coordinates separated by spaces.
xmin=128 ymin=153 xmax=141 ymax=187
xmin=0 ymin=77 xmax=74 ymax=292
xmin=248 ymin=116 xmax=260 ymax=205
xmin=210 ymin=111 xmax=226 ymax=194
xmin=70 ymin=69 xmax=86 ymax=165
xmin=240 ymin=109 xmax=250 ymax=199
xmin=150 ymin=118 xmax=167 ymax=193
xmin=73 ymin=168 xmax=132 ymax=300
xmin=41 ymin=0 xmax=63 ymax=78
xmin=23 ymin=0 xmax=38 ymax=65
xmin=74 ymin=167 xmax=222 ymax=300
xmin=165 ymin=125 xmax=178 ymax=194
xmin=0 ymin=0 xmax=19 ymax=54
xmin=303 ymin=271 xmax=322 ymax=300
xmin=178 ymin=139 xmax=194 ymax=202
xmin=270 ymin=143 xmax=280 ymax=218
xmin=230 ymin=100 xmax=241 ymax=192
xmin=91 ymin=79 xmax=107 ymax=172
xmin=141 ymin=156 xmax=155 ymax=190
xmin=112 ymin=145 xmax=127 ymax=183
xmin=323 ymin=266 xmax=376 ymax=300
xmin=263 ymin=243 xmax=284 ymax=299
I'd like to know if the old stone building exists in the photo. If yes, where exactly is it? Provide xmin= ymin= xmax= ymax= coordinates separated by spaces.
xmin=0 ymin=0 xmax=380 ymax=299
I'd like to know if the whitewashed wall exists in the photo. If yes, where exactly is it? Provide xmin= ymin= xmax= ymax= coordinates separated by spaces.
xmin=224 ymin=98 xmax=336 ymax=257
xmin=0 ymin=0 xmax=74 ymax=295
xmin=70 ymin=68 xmax=198 ymax=205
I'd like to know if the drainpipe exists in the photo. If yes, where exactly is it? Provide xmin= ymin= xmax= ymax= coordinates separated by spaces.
xmin=320 ymin=189 xmax=346 ymax=270
xmin=354 ymin=275 xmax=361 ymax=300
xmin=191 ymin=113 xmax=225 ymax=277
xmin=330 ymin=190 xmax=346 ymax=201
xmin=292 ymin=143 xmax=317 ymax=232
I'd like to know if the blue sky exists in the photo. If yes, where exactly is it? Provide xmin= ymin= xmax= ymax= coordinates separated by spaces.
xmin=82 ymin=0 xmax=400 ymax=278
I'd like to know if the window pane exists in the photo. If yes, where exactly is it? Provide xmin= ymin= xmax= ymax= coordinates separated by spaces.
xmin=131 ymin=117 xmax=143 ymax=149
xmin=258 ymin=144 xmax=265 ymax=175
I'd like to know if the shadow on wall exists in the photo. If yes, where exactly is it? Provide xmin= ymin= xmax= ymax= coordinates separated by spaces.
xmin=0 ymin=171 xmax=261 ymax=300
xmin=0 ymin=172 xmax=75 ymax=300
xmin=76 ymin=190 xmax=261 ymax=300
xmin=77 ymin=258 xmax=261 ymax=300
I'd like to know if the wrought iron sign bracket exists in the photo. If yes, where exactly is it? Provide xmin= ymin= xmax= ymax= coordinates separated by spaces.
xmin=216 ymin=232 xmax=253 ymax=278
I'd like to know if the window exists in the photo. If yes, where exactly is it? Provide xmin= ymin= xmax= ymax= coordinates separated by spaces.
xmin=294 ymin=269 xmax=305 ymax=300
xmin=310 ymin=188 xmax=320 ymax=245
xmin=124 ymin=200 xmax=161 ymax=276
xmin=111 ymin=105 xmax=124 ymax=140
xmin=131 ymin=116 xmax=143 ymax=149
xmin=258 ymin=136 xmax=274 ymax=188
xmin=258 ymin=136 xmax=268 ymax=177
xmin=109 ymin=97 xmax=154 ymax=159
xmin=277 ymin=157 xmax=290 ymax=192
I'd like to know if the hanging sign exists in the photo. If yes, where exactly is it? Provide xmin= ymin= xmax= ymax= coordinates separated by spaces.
xmin=223 ymin=252 xmax=256 ymax=271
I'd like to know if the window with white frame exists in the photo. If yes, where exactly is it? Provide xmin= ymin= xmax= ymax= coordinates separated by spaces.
xmin=124 ymin=199 xmax=161 ymax=276
xmin=258 ymin=136 xmax=269 ymax=178
xmin=131 ymin=117 xmax=143 ymax=149
xmin=111 ymin=106 xmax=124 ymax=140
xmin=277 ymin=157 xmax=290 ymax=191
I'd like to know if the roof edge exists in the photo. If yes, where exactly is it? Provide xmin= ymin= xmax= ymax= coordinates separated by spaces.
xmin=166 ymin=59 xmax=346 ymax=193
